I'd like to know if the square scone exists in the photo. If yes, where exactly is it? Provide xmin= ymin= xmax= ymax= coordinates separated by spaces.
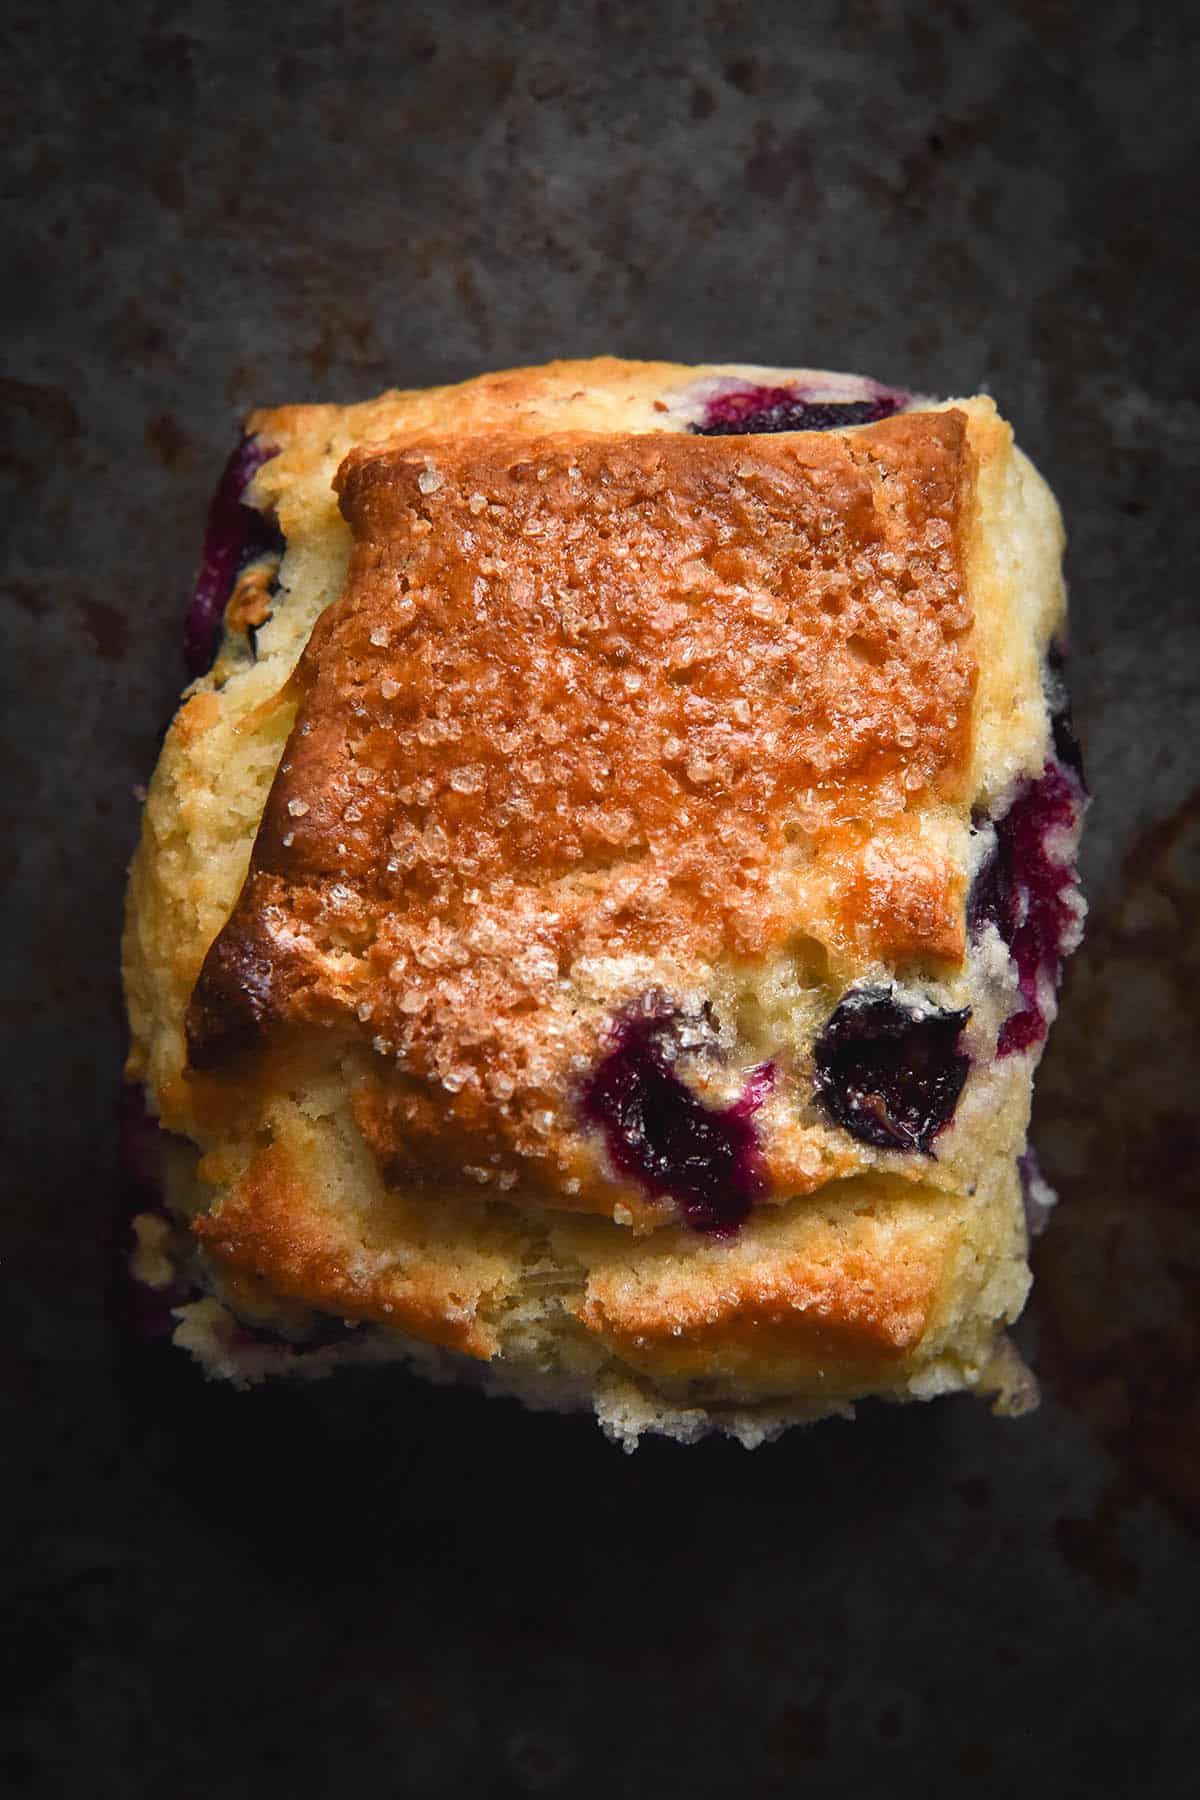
xmin=123 ymin=358 xmax=1085 ymax=1446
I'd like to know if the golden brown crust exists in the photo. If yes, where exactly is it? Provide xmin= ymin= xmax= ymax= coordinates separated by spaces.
xmin=565 ymin=1161 xmax=1026 ymax=1398
xmin=192 ymin=1136 xmax=503 ymax=1357
xmin=837 ymin=831 xmax=967 ymax=964
xmin=186 ymin=413 xmax=975 ymax=1224
xmin=578 ymin=1225 xmax=940 ymax=1370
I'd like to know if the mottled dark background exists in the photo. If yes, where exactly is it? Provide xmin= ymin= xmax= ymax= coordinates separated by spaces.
xmin=5 ymin=1 xmax=1199 ymax=1794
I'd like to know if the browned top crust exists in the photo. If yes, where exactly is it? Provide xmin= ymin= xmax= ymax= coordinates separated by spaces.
xmin=187 ymin=412 xmax=975 ymax=1222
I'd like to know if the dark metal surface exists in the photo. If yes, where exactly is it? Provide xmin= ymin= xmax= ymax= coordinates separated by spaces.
xmin=5 ymin=2 xmax=1198 ymax=1793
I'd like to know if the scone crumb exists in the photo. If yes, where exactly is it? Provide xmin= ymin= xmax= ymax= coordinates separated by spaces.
xmin=130 ymin=1212 xmax=175 ymax=1290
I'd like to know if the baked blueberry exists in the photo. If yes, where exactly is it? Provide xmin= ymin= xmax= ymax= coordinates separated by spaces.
xmin=694 ymin=383 xmax=905 ymax=435
xmin=813 ymin=987 xmax=970 ymax=1154
xmin=581 ymin=1005 xmax=772 ymax=1237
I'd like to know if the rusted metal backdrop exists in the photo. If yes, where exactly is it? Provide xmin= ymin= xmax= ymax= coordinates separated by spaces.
xmin=5 ymin=3 xmax=1197 ymax=1794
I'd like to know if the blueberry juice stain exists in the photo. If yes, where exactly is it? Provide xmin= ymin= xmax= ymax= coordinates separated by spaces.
xmin=580 ymin=1008 xmax=774 ymax=1237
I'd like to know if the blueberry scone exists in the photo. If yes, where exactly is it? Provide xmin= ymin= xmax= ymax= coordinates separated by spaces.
xmin=122 ymin=358 xmax=1085 ymax=1447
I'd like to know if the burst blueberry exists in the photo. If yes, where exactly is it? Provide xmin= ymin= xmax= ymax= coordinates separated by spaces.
xmin=694 ymin=383 xmax=906 ymax=436
xmin=580 ymin=1004 xmax=773 ymax=1237
xmin=813 ymin=987 xmax=970 ymax=1155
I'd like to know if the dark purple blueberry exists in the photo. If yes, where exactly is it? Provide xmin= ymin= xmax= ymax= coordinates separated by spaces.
xmin=694 ymin=383 xmax=906 ymax=436
xmin=967 ymin=760 xmax=1085 ymax=1058
xmin=813 ymin=987 xmax=970 ymax=1155
xmin=183 ymin=434 xmax=282 ymax=676
xmin=580 ymin=1004 xmax=773 ymax=1237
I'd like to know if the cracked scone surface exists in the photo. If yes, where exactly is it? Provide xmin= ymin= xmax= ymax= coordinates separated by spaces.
xmin=122 ymin=357 xmax=1081 ymax=1447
